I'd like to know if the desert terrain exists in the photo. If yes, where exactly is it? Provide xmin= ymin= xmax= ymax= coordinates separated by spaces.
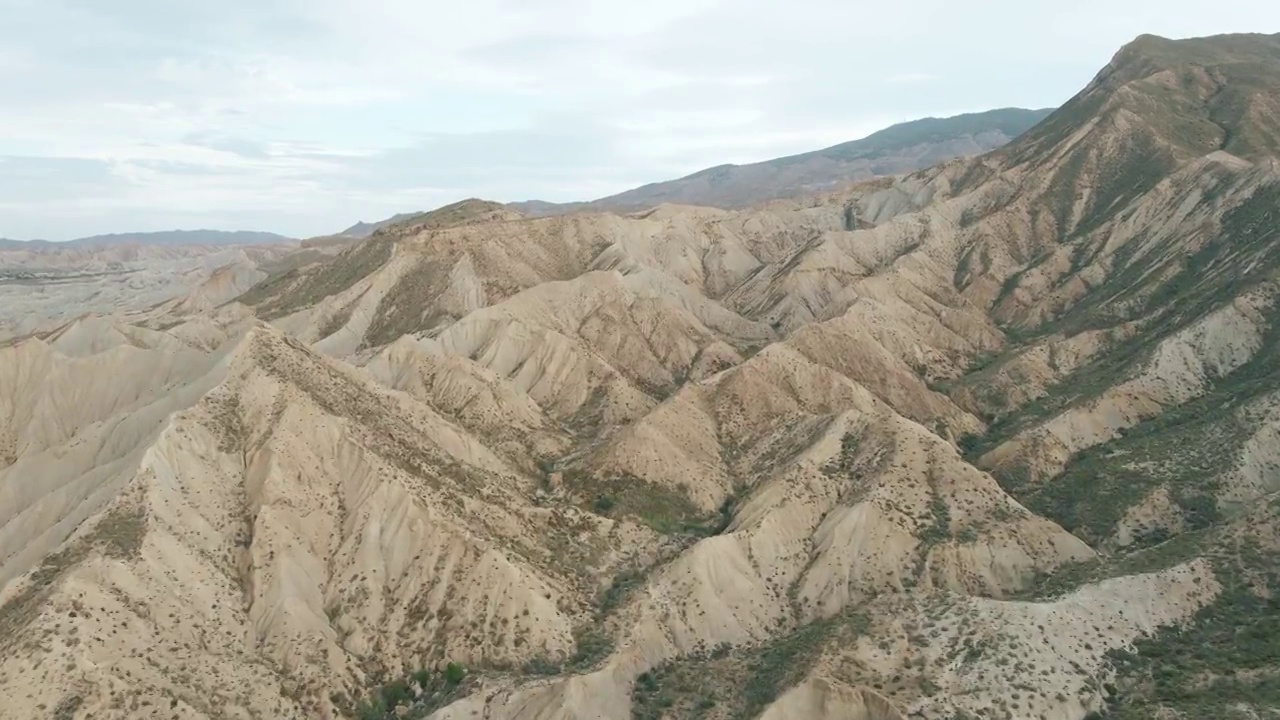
xmin=1 ymin=31 xmax=1279 ymax=720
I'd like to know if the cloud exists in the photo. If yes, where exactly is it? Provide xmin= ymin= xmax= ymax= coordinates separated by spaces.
xmin=0 ymin=156 xmax=117 ymax=203
xmin=883 ymin=73 xmax=940 ymax=85
xmin=1 ymin=0 xmax=1279 ymax=240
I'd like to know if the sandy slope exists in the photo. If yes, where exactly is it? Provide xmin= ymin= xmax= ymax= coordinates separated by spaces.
xmin=3 ymin=31 xmax=1280 ymax=720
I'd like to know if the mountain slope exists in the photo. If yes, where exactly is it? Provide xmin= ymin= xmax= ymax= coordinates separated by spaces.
xmin=511 ymin=108 xmax=1052 ymax=215
xmin=215 ymin=31 xmax=1280 ymax=720
xmin=0 ymin=319 xmax=667 ymax=719
xmin=4 ymin=31 xmax=1280 ymax=720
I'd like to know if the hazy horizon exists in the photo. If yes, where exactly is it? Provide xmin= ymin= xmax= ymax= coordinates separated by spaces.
xmin=2 ymin=0 xmax=1277 ymax=240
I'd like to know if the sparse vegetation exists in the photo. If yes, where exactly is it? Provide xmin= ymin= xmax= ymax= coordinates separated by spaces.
xmin=240 ymin=236 xmax=394 ymax=319
xmin=1014 ymin=303 xmax=1280 ymax=543
xmin=562 ymin=469 xmax=738 ymax=539
xmin=362 ymin=256 xmax=457 ymax=348
xmin=568 ymin=625 xmax=616 ymax=671
xmin=919 ymin=492 xmax=954 ymax=548
xmin=0 ymin=503 xmax=146 ymax=652
xmin=348 ymin=664 xmax=472 ymax=720
xmin=518 ymin=567 xmax=637 ymax=677
xmin=8 ymin=31 xmax=1280 ymax=720
xmin=1099 ymin=538 xmax=1280 ymax=718
xmin=592 ymin=494 xmax=617 ymax=514
xmin=631 ymin=609 xmax=869 ymax=720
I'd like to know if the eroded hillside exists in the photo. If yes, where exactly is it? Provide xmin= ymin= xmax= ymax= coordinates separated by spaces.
xmin=0 ymin=242 xmax=306 ymax=343
xmin=2 ymin=31 xmax=1280 ymax=720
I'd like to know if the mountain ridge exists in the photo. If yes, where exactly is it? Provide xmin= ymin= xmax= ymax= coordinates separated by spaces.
xmin=342 ymin=108 xmax=1054 ymax=234
xmin=510 ymin=107 xmax=1054 ymax=215
xmin=2 ymin=30 xmax=1279 ymax=720
xmin=340 ymin=213 xmax=427 ymax=239
xmin=0 ymin=229 xmax=295 ymax=249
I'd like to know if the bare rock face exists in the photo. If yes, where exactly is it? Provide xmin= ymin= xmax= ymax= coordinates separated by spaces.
xmin=4 ymin=31 xmax=1280 ymax=720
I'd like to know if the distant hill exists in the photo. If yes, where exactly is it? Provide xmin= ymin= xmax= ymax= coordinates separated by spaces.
xmin=68 ymin=230 xmax=293 ymax=247
xmin=511 ymin=107 xmax=1054 ymax=214
xmin=0 ymin=238 xmax=52 ymax=250
xmin=344 ymin=109 xmax=1054 ymax=229
xmin=0 ymin=230 xmax=293 ymax=249
xmin=334 ymin=200 xmax=522 ymax=240
xmin=340 ymin=213 xmax=426 ymax=239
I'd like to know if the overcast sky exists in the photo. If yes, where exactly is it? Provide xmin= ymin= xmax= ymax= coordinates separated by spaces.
xmin=1 ymin=0 xmax=1276 ymax=240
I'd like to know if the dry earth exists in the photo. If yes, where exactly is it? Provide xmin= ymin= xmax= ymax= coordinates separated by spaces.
xmin=3 ymin=31 xmax=1280 ymax=720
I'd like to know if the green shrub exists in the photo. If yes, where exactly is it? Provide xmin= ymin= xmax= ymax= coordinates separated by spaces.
xmin=444 ymin=662 xmax=467 ymax=685
xmin=1095 ymin=539 xmax=1280 ymax=718
xmin=521 ymin=657 xmax=562 ymax=676
xmin=379 ymin=679 xmax=412 ymax=709
xmin=352 ymin=664 xmax=474 ymax=719
xmin=957 ymin=433 xmax=983 ymax=458
xmin=569 ymin=626 xmax=615 ymax=670
xmin=919 ymin=493 xmax=953 ymax=547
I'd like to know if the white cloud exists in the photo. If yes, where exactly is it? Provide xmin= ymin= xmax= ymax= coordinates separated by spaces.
xmin=883 ymin=73 xmax=940 ymax=85
xmin=1 ymin=0 xmax=1278 ymax=240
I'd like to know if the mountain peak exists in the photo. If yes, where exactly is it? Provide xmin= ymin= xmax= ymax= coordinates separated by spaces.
xmin=1118 ymin=31 xmax=1280 ymax=61
xmin=1006 ymin=30 xmax=1280 ymax=173
xmin=342 ymin=198 xmax=521 ymax=239
xmin=1097 ymin=31 xmax=1280 ymax=93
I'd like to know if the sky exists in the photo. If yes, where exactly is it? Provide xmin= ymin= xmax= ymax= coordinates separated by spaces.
xmin=0 ymin=1 xmax=1276 ymax=240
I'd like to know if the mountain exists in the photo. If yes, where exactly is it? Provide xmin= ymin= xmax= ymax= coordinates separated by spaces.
xmin=67 ymin=229 xmax=294 ymax=247
xmin=510 ymin=107 xmax=1054 ymax=215
xmin=0 ymin=238 xmax=50 ymax=250
xmin=338 ymin=202 xmax=518 ymax=240
xmin=345 ymin=110 xmax=1049 ymax=235
xmin=1 ymin=230 xmax=293 ymax=248
xmin=340 ymin=213 xmax=430 ymax=238
xmin=3 ymin=31 xmax=1280 ymax=720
